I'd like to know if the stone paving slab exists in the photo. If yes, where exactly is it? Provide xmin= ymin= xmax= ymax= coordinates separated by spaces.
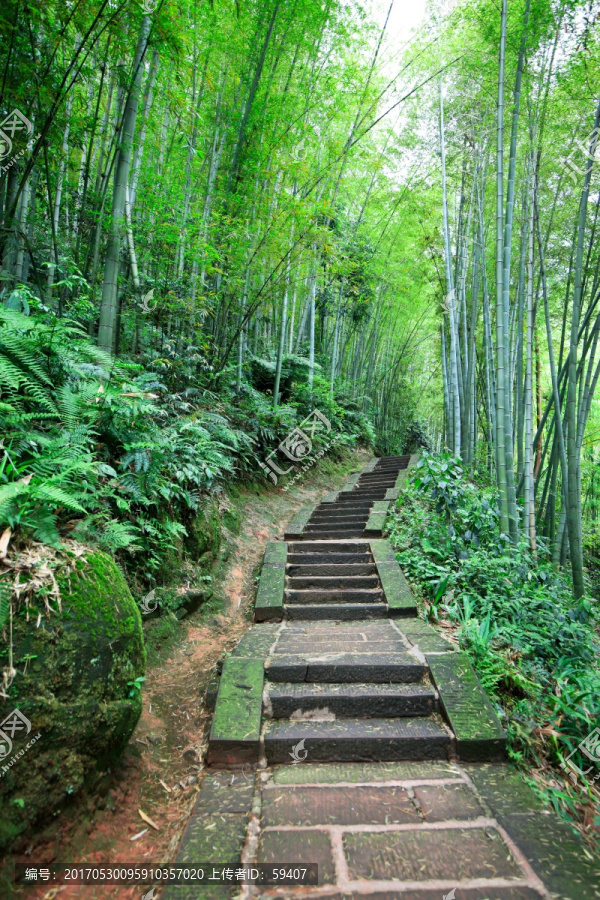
xmin=263 ymin=540 xmax=288 ymax=566
xmin=207 ymin=656 xmax=264 ymax=764
xmin=257 ymin=829 xmax=336 ymax=882
xmin=162 ymin=773 xmax=254 ymax=900
xmin=343 ymin=827 xmax=522 ymax=881
xmin=232 ymin=624 xmax=280 ymax=657
xmin=375 ymin=561 xmax=418 ymax=616
xmin=465 ymin=765 xmax=600 ymax=897
xmin=194 ymin=770 xmax=255 ymax=813
xmin=462 ymin=764 xmax=546 ymax=816
xmin=255 ymin=544 xmax=287 ymax=621
xmin=412 ymin=782 xmax=485 ymax=821
xmin=270 ymin=760 xmax=459 ymax=784
xmin=364 ymin=510 xmax=387 ymax=536
xmin=428 ymin=653 xmax=506 ymax=761
xmin=492 ymin=812 xmax=600 ymax=899
xmin=262 ymin=784 xmax=420 ymax=827
xmin=398 ymin=618 xmax=455 ymax=653
xmin=285 ymin=505 xmax=318 ymax=538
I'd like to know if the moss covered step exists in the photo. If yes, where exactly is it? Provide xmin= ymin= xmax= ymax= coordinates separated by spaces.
xmin=427 ymin=652 xmax=506 ymax=762
xmin=304 ymin=521 xmax=369 ymax=531
xmin=284 ymin=505 xmax=316 ymax=538
xmin=263 ymin=716 xmax=451 ymax=763
xmin=254 ymin=541 xmax=287 ymax=622
xmin=286 ymin=588 xmax=385 ymax=604
xmin=287 ymin=552 xmax=372 ymax=566
xmin=370 ymin=539 xmax=417 ymax=616
xmin=317 ymin=500 xmax=375 ymax=509
xmin=230 ymin=624 xmax=280 ymax=658
xmin=340 ymin=473 xmax=362 ymax=492
xmin=265 ymin=652 xmax=426 ymax=683
xmin=162 ymin=772 xmax=255 ymax=900
xmin=358 ymin=475 xmax=399 ymax=485
xmin=265 ymin=682 xmax=437 ymax=718
xmin=363 ymin=513 xmax=388 ymax=536
xmin=362 ymin=457 xmax=380 ymax=472
xmin=286 ymin=603 xmax=388 ymax=620
xmin=399 ymin=617 xmax=456 ymax=653
xmin=310 ymin=513 xmax=370 ymax=522
xmin=302 ymin=529 xmax=368 ymax=538
xmin=288 ymin=575 xmax=380 ymax=589
xmin=207 ymin=657 xmax=264 ymax=765
xmin=287 ymin=563 xmax=378 ymax=577
xmin=289 ymin=540 xmax=371 ymax=552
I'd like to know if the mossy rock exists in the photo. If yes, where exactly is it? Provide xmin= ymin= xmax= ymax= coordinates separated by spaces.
xmin=0 ymin=550 xmax=145 ymax=850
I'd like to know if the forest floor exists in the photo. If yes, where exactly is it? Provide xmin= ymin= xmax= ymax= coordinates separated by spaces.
xmin=10 ymin=449 xmax=369 ymax=900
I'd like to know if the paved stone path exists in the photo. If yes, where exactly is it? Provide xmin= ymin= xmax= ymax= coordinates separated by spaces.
xmin=165 ymin=457 xmax=600 ymax=900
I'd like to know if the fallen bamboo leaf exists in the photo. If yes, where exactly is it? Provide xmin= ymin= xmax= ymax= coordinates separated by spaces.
xmin=130 ymin=828 xmax=148 ymax=841
xmin=138 ymin=809 xmax=160 ymax=830
xmin=159 ymin=779 xmax=172 ymax=793
xmin=0 ymin=528 xmax=11 ymax=559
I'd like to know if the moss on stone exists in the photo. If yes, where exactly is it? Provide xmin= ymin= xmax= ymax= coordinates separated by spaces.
xmin=0 ymin=550 xmax=145 ymax=850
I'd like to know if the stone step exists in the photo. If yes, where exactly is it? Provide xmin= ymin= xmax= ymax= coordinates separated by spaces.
xmin=301 ymin=530 xmax=367 ymax=539
xmin=357 ymin=476 xmax=398 ymax=484
xmin=263 ymin=715 xmax=451 ymax=762
xmin=286 ymin=563 xmax=378 ymax=576
xmin=310 ymin=513 xmax=369 ymax=523
xmin=319 ymin=497 xmax=375 ymax=505
xmin=287 ymin=552 xmax=373 ymax=565
xmin=313 ymin=510 xmax=371 ymax=517
xmin=264 ymin=682 xmax=438 ymax=718
xmin=287 ymin=575 xmax=380 ymax=590
xmin=285 ymin=588 xmax=385 ymax=604
xmin=304 ymin=521 xmax=368 ymax=531
xmin=265 ymin=652 xmax=426 ymax=683
xmin=350 ymin=487 xmax=390 ymax=493
xmin=285 ymin=603 xmax=388 ymax=620
xmin=317 ymin=501 xmax=374 ymax=509
xmin=289 ymin=541 xmax=371 ymax=553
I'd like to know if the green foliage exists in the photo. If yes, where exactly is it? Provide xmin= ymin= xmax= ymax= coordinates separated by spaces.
xmin=387 ymin=452 xmax=600 ymax=796
xmin=0 ymin=306 xmax=373 ymax=588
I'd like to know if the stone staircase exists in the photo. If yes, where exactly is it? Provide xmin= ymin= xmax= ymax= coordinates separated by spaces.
xmin=165 ymin=457 xmax=600 ymax=900
xmin=262 ymin=616 xmax=450 ymax=764
xmin=284 ymin=541 xmax=387 ymax=619
xmin=207 ymin=455 xmax=506 ymax=768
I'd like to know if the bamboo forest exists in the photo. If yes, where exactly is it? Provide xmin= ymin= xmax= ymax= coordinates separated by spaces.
xmin=1 ymin=0 xmax=600 ymax=894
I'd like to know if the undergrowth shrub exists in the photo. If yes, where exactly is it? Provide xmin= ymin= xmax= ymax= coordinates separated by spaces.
xmin=387 ymin=451 xmax=600 ymax=827
xmin=0 ymin=308 xmax=373 ymax=614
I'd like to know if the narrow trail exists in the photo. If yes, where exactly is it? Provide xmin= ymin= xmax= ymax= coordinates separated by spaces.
xmin=164 ymin=456 xmax=600 ymax=900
